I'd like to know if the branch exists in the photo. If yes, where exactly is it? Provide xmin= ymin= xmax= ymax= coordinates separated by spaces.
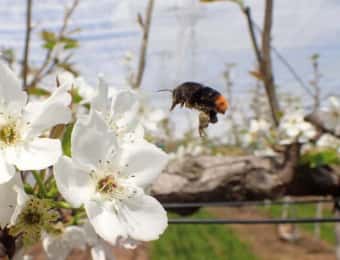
xmin=27 ymin=0 xmax=79 ymax=89
xmin=239 ymin=2 xmax=280 ymax=125
xmin=260 ymin=0 xmax=280 ymax=126
xmin=22 ymin=0 xmax=33 ymax=90
xmin=152 ymin=148 xmax=340 ymax=203
xmin=242 ymin=7 xmax=262 ymax=64
xmin=132 ymin=0 xmax=155 ymax=89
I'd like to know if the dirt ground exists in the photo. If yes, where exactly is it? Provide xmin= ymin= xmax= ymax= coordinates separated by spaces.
xmin=209 ymin=206 xmax=336 ymax=260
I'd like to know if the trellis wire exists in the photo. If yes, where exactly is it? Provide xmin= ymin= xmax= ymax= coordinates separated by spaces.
xmin=168 ymin=217 xmax=340 ymax=225
xmin=163 ymin=198 xmax=333 ymax=209
xmin=165 ymin=198 xmax=337 ymax=224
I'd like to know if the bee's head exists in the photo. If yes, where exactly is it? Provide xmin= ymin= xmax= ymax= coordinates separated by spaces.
xmin=215 ymin=95 xmax=228 ymax=114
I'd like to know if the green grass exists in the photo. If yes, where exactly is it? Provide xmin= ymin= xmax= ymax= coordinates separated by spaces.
xmin=261 ymin=203 xmax=335 ymax=244
xmin=150 ymin=210 xmax=258 ymax=260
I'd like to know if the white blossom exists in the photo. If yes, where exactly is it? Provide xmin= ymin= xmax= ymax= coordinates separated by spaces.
xmin=57 ymin=71 xmax=95 ymax=105
xmin=83 ymin=221 xmax=116 ymax=260
xmin=42 ymin=226 xmax=87 ymax=260
xmin=91 ymin=77 xmax=142 ymax=142
xmin=249 ymin=119 xmax=271 ymax=134
xmin=321 ymin=96 xmax=340 ymax=135
xmin=316 ymin=133 xmax=340 ymax=152
xmin=241 ymin=119 xmax=271 ymax=146
xmin=0 ymin=63 xmax=71 ymax=183
xmin=171 ymin=142 xmax=205 ymax=161
xmin=0 ymin=174 xmax=23 ymax=227
xmin=136 ymin=90 xmax=168 ymax=135
xmin=54 ymin=111 xmax=169 ymax=245
xmin=279 ymin=111 xmax=317 ymax=145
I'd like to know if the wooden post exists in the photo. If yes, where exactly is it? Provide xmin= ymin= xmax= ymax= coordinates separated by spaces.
xmin=314 ymin=201 xmax=323 ymax=240
xmin=335 ymin=198 xmax=340 ymax=260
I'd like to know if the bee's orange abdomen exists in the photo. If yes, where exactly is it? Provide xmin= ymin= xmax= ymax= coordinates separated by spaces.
xmin=215 ymin=95 xmax=228 ymax=114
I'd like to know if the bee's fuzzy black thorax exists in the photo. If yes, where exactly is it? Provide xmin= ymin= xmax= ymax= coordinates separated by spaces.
xmin=170 ymin=82 xmax=221 ymax=113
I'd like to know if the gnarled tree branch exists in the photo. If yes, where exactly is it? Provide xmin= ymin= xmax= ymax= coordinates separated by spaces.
xmin=152 ymin=150 xmax=340 ymax=203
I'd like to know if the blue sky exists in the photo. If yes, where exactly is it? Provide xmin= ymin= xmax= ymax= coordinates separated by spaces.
xmin=0 ymin=0 xmax=339 ymax=136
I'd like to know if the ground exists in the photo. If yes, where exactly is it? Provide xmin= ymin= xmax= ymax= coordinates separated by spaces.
xmin=3 ymin=205 xmax=337 ymax=259
xmin=209 ymin=206 xmax=336 ymax=260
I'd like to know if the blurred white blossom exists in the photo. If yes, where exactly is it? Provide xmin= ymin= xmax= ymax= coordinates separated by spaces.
xmin=91 ymin=77 xmax=142 ymax=142
xmin=316 ymin=133 xmax=340 ymax=152
xmin=170 ymin=142 xmax=205 ymax=161
xmin=279 ymin=111 xmax=317 ymax=145
xmin=241 ymin=118 xmax=271 ymax=147
xmin=321 ymin=96 xmax=340 ymax=135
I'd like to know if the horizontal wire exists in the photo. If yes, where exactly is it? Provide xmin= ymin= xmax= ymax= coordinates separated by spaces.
xmin=168 ymin=217 xmax=340 ymax=225
xmin=163 ymin=198 xmax=334 ymax=208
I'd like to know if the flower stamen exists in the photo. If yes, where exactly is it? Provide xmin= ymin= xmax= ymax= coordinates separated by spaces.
xmin=0 ymin=123 xmax=18 ymax=145
xmin=97 ymin=176 xmax=117 ymax=194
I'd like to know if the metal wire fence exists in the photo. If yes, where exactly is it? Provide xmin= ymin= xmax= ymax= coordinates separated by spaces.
xmin=165 ymin=198 xmax=340 ymax=224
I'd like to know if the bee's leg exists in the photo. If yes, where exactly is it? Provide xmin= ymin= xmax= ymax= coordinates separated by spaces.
xmin=199 ymin=127 xmax=207 ymax=137
xmin=198 ymin=112 xmax=209 ymax=137
xmin=209 ymin=111 xmax=218 ymax=124
xmin=170 ymin=101 xmax=178 ymax=111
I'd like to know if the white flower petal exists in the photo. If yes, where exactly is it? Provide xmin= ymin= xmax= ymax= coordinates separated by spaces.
xmin=72 ymin=111 xmax=117 ymax=170
xmin=23 ymin=86 xmax=72 ymax=138
xmin=113 ymin=90 xmax=139 ymax=133
xmin=57 ymin=71 xmax=75 ymax=90
xmin=10 ymin=185 xmax=29 ymax=225
xmin=121 ymin=194 xmax=167 ymax=241
xmin=0 ymin=151 xmax=16 ymax=183
xmin=43 ymin=226 xmax=86 ymax=260
xmin=7 ymin=138 xmax=62 ymax=171
xmin=112 ymin=90 xmax=138 ymax=116
xmin=0 ymin=62 xmax=27 ymax=112
xmin=120 ymin=140 xmax=169 ymax=188
xmin=92 ymin=77 xmax=109 ymax=113
xmin=85 ymin=200 xmax=127 ymax=244
xmin=90 ymin=245 xmax=107 ymax=260
xmin=0 ymin=174 xmax=22 ymax=227
xmin=54 ymin=156 xmax=95 ymax=207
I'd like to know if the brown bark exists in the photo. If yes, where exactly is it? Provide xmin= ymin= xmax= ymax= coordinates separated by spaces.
xmin=152 ymin=149 xmax=340 ymax=203
xmin=260 ymin=0 xmax=280 ymax=125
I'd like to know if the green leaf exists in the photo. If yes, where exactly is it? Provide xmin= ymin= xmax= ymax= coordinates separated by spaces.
xmin=300 ymin=148 xmax=340 ymax=168
xmin=41 ymin=30 xmax=56 ymax=42
xmin=60 ymin=36 xmax=79 ymax=49
xmin=41 ymin=30 xmax=57 ymax=50
xmin=62 ymin=124 xmax=74 ymax=157
xmin=71 ymin=88 xmax=83 ymax=104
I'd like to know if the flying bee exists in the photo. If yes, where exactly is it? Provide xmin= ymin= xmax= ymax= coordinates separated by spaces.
xmin=158 ymin=82 xmax=228 ymax=136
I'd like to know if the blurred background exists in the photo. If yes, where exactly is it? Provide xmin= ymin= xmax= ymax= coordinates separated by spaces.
xmin=2 ymin=0 xmax=339 ymax=138
xmin=1 ymin=0 xmax=340 ymax=259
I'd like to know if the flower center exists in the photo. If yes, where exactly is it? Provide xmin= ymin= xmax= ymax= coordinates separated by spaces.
xmin=96 ymin=175 xmax=117 ymax=194
xmin=0 ymin=123 xmax=18 ymax=145
xmin=23 ymin=211 xmax=41 ymax=225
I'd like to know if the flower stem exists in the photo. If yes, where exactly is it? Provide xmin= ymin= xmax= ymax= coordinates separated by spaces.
xmin=32 ymin=171 xmax=47 ymax=197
